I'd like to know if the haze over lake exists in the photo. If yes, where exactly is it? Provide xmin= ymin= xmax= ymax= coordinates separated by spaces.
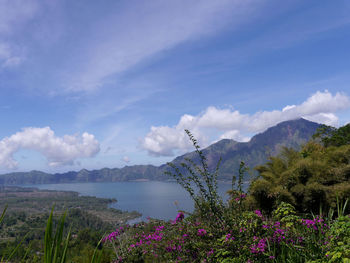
xmin=21 ymin=181 xmax=236 ymax=222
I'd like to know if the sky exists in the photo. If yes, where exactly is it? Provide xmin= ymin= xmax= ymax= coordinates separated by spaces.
xmin=0 ymin=0 xmax=350 ymax=173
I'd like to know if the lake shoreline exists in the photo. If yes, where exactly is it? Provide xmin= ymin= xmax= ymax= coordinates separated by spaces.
xmin=11 ymin=181 xmax=239 ymax=221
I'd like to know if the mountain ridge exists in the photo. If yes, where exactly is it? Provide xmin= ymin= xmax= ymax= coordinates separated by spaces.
xmin=0 ymin=118 xmax=320 ymax=185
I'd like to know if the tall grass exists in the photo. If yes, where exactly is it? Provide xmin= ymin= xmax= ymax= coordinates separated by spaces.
xmin=44 ymin=207 xmax=71 ymax=263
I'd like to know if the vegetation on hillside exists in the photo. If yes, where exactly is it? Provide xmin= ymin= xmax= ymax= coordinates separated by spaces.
xmin=1 ymin=122 xmax=349 ymax=262
xmin=0 ymin=188 xmax=140 ymax=262
xmin=248 ymin=141 xmax=350 ymax=214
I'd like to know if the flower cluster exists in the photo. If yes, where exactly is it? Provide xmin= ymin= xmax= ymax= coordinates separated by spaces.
xmin=234 ymin=193 xmax=247 ymax=202
xmin=301 ymin=216 xmax=327 ymax=232
xmin=250 ymin=237 xmax=267 ymax=254
xmin=197 ymin=228 xmax=207 ymax=236
xmin=172 ymin=212 xmax=184 ymax=224
xmin=103 ymin=226 xmax=129 ymax=242
xmin=103 ymin=208 xmax=345 ymax=262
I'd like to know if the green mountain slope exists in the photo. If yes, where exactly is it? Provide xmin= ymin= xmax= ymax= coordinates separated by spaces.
xmin=0 ymin=118 xmax=320 ymax=184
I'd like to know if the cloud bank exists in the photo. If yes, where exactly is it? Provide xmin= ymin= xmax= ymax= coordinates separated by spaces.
xmin=0 ymin=127 xmax=100 ymax=169
xmin=141 ymin=91 xmax=350 ymax=156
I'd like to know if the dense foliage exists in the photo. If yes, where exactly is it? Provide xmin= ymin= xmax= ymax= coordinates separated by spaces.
xmin=248 ymin=142 xmax=350 ymax=214
xmin=313 ymin=123 xmax=350 ymax=147
xmin=103 ymin=203 xmax=350 ymax=262
xmin=0 ymin=188 xmax=140 ymax=262
xmin=249 ymin=124 xmax=350 ymax=214
xmin=0 ymin=208 xmax=116 ymax=262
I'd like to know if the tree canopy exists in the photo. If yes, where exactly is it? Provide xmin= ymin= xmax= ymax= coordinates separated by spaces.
xmin=249 ymin=123 xmax=350 ymax=214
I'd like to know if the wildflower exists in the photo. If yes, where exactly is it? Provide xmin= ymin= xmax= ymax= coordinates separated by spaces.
xmin=250 ymin=238 xmax=267 ymax=254
xmin=225 ymin=233 xmax=235 ymax=241
xmin=155 ymin=225 xmax=165 ymax=231
xmin=234 ymin=194 xmax=247 ymax=202
xmin=173 ymin=212 xmax=185 ymax=224
xmin=207 ymin=248 xmax=214 ymax=256
xmin=254 ymin=210 xmax=262 ymax=217
xmin=198 ymin=228 xmax=207 ymax=236
xmin=103 ymin=229 xmax=120 ymax=242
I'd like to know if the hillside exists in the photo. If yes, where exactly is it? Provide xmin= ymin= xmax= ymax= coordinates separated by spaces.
xmin=168 ymin=118 xmax=320 ymax=180
xmin=0 ymin=118 xmax=320 ymax=184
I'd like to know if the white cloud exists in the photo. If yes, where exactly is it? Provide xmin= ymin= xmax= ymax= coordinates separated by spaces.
xmin=303 ymin=113 xmax=339 ymax=127
xmin=141 ymin=91 xmax=350 ymax=156
xmin=0 ymin=127 xmax=100 ymax=169
xmin=282 ymin=105 xmax=296 ymax=112
xmin=141 ymin=126 xmax=193 ymax=156
xmin=67 ymin=0 xmax=263 ymax=92
xmin=122 ymin=156 xmax=130 ymax=163
xmin=219 ymin=130 xmax=250 ymax=142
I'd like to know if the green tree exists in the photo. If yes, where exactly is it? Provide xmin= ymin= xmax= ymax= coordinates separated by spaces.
xmin=249 ymin=140 xmax=350 ymax=214
xmin=313 ymin=123 xmax=350 ymax=147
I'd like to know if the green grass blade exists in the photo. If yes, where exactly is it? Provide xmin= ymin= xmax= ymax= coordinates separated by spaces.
xmin=0 ymin=204 xmax=8 ymax=224
xmin=91 ymin=235 xmax=104 ymax=263
xmin=21 ymin=241 xmax=32 ymax=261
xmin=60 ymin=226 xmax=71 ymax=263
xmin=53 ymin=212 xmax=67 ymax=263
xmin=44 ymin=206 xmax=55 ymax=263
xmin=6 ymin=232 xmax=28 ymax=263
xmin=342 ymin=198 xmax=349 ymax=216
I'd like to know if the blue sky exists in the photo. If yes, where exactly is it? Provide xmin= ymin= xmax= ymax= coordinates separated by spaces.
xmin=0 ymin=0 xmax=350 ymax=173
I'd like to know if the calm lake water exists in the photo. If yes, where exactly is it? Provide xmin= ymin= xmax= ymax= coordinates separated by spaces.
xmin=20 ymin=181 xmax=241 ymax=222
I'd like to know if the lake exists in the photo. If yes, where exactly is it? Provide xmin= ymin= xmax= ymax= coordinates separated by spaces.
xmin=20 ymin=181 xmax=242 ymax=222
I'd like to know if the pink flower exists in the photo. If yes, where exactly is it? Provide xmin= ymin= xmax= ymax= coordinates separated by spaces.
xmin=155 ymin=225 xmax=164 ymax=231
xmin=254 ymin=210 xmax=262 ymax=217
xmin=207 ymin=248 xmax=214 ymax=256
xmin=172 ymin=212 xmax=185 ymax=224
xmin=225 ymin=233 xmax=235 ymax=241
xmin=197 ymin=229 xmax=207 ymax=236
xmin=250 ymin=238 xmax=267 ymax=254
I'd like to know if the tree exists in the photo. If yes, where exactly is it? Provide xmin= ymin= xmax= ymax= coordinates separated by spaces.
xmin=313 ymin=123 xmax=350 ymax=147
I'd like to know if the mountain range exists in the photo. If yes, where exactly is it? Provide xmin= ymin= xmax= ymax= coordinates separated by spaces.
xmin=0 ymin=118 xmax=320 ymax=185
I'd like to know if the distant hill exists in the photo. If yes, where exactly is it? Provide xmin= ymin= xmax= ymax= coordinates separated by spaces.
xmin=0 ymin=118 xmax=320 ymax=185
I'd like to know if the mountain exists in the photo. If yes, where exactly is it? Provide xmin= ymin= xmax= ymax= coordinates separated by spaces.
xmin=0 ymin=118 xmax=320 ymax=185
xmin=167 ymin=118 xmax=320 ymax=180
